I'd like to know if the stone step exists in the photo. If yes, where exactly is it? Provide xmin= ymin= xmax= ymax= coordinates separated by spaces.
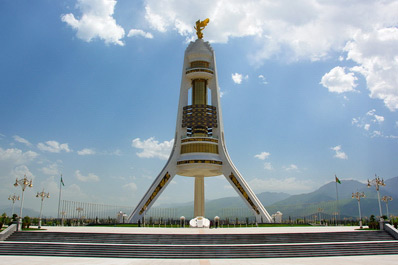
xmin=1 ymin=241 xmax=398 ymax=258
xmin=6 ymin=230 xmax=394 ymax=245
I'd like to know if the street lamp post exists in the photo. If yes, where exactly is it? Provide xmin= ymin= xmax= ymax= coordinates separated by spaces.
xmin=352 ymin=192 xmax=366 ymax=229
xmin=14 ymin=175 xmax=33 ymax=230
xmin=332 ymin=212 xmax=339 ymax=226
xmin=8 ymin=194 xmax=20 ymax=216
xmin=60 ymin=211 xmax=67 ymax=226
xmin=76 ymin=207 xmax=83 ymax=225
xmin=367 ymin=175 xmax=385 ymax=220
xmin=317 ymin=208 xmax=323 ymax=225
xmin=36 ymin=189 xmax=50 ymax=229
xmin=381 ymin=196 xmax=393 ymax=219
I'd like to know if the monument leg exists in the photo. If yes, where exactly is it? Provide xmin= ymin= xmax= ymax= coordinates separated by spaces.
xmin=127 ymin=161 xmax=176 ymax=223
xmin=223 ymin=165 xmax=273 ymax=223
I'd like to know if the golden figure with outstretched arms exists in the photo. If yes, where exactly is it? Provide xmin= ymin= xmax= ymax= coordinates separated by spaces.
xmin=194 ymin=18 xmax=210 ymax=39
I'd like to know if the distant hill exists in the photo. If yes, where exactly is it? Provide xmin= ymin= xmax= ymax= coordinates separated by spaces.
xmin=265 ymin=177 xmax=398 ymax=219
xmin=2 ymin=177 xmax=395 ymax=220
xmin=154 ymin=191 xmax=291 ymax=219
xmin=0 ymin=206 xmax=40 ymax=218
xmin=154 ymin=177 xmax=397 ymax=220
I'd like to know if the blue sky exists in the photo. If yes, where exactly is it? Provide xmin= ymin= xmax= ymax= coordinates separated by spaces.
xmin=1 ymin=0 xmax=398 ymax=217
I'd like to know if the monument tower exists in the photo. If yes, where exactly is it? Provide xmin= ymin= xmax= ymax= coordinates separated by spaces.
xmin=128 ymin=19 xmax=272 ymax=223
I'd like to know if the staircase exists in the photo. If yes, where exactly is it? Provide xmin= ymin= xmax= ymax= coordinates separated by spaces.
xmin=1 ymin=230 xmax=397 ymax=259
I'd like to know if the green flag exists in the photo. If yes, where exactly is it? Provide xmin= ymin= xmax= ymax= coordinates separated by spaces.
xmin=61 ymin=175 xmax=65 ymax=186
xmin=335 ymin=175 xmax=341 ymax=184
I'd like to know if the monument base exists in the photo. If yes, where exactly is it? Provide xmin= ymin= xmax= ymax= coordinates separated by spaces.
xmin=189 ymin=216 xmax=210 ymax=228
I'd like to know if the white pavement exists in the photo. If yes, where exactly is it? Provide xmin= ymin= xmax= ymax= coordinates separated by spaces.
xmin=2 ymin=226 xmax=398 ymax=265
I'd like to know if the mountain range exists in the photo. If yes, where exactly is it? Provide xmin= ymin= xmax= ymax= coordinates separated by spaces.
xmin=156 ymin=176 xmax=398 ymax=220
xmin=1 ymin=177 xmax=396 ymax=220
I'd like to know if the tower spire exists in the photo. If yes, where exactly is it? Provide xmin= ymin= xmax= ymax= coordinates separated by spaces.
xmin=128 ymin=22 xmax=272 ymax=224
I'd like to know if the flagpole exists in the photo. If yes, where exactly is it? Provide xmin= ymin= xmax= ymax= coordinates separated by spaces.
xmin=57 ymin=174 xmax=62 ymax=220
xmin=335 ymin=175 xmax=339 ymax=226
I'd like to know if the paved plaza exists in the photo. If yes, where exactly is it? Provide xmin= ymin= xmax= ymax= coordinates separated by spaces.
xmin=2 ymin=226 xmax=398 ymax=264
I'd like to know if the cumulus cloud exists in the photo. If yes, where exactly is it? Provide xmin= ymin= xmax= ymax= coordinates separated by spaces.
xmin=231 ymin=73 xmax=248 ymax=84
xmin=258 ymin=75 xmax=268 ymax=85
xmin=77 ymin=148 xmax=96 ymax=155
xmin=127 ymin=29 xmax=153 ymax=39
xmin=345 ymin=28 xmax=398 ymax=111
xmin=11 ymin=165 xmax=34 ymax=179
xmin=41 ymin=163 xmax=61 ymax=176
xmin=249 ymin=177 xmax=314 ymax=194
xmin=75 ymin=169 xmax=100 ymax=182
xmin=366 ymin=109 xmax=384 ymax=123
xmin=254 ymin=152 xmax=272 ymax=170
xmin=13 ymin=135 xmax=32 ymax=147
xmin=263 ymin=162 xmax=273 ymax=171
xmin=331 ymin=145 xmax=348 ymax=160
xmin=61 ymin=0 xmax=125 ymax=46
xmin=0 ymin=147 xmax=38 ymax=165
xmin=132 ymin=137 xmax=173 ymax=160
xmin=123 ymin=182 xmax=138 ymax=191
xmin=352 ymin=109 xmax=385 ymax=135
xmin=144 ymin=1 xmax=397 ymax=61
xmin=254 ymin=151 xmax=270 ymax=160
xmin=143 ymin=1 xmax=398 ymax=110
xmin=37 ymin=141 xmax=71 ymax=153
xmin=284 ymin=164 xmax=299 ymax=172
xmin=320 ymin=66 xmax=358 ymax=93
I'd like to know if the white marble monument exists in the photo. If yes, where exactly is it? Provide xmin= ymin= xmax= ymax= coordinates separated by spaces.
xmin=128 ymin=19 xmax=273 ymax=224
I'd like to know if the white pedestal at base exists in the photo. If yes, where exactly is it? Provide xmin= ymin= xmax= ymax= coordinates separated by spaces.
xmin=189 ymin=216 xmax=210 ymax=228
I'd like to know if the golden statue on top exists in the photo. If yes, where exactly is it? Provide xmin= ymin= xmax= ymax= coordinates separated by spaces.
xmin=194 ymin=18 xmax=210 ymax=39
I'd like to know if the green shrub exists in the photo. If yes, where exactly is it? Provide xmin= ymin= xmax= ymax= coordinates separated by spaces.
xmin=22 ymin=216 xmax=31 ymax=229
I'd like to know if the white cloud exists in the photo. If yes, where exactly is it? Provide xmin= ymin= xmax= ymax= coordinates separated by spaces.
xmin=127 ymin=29 xmax=153 ymax=39
xmin=145 ymin=5 xmax=168 ymax=33
xmin=37 ymin=141 xmax=71 ymax=153
xmin=366 ymin=109 xmax=384 ymax=123
xmin=0 ymin=147 xmax=38 ymax=165
xmin=11 ymin=165 xmax=35 ymax=180
xmin=61 ymin=0 xmax=125 ymax=46
xmin=144 ymin=0 xmax=397 ymax=63
xmin=345 ymin=28 xmax=398 ymax=111
xmin=123 ymin=182 xmax=138 ymax=191
xmin=13 ymin=135 xmax=32 ymax=147
xmin=231 ymin=73 xmax=248 ymax=84
xmin=77 ymin=148 xmax=96 ymax=155
xmin=75 ymin=169 xmax=100 ymax=182
xmin=284 ymin=164 xmax=299 ymax=172
xmin=258 ymin=75 xmax=268 ymax=85
xmin=353 ymin=109 xmax=385 ymax=134
xmin=131 ymin=137 xmax=173 ymax=160
xmin=331 ymin=145 xmax=348 ymax=160
xmin=263 ymin=162 xmax=273 ymax=171
xmin=254 ymin=151 xmax=270 ymax=160
xmin=249 ymin=177 xmax=314 ymax=194
xmin=373 ymin=115 xmax=385 ymax=123
xmin=371 ymin=130 xmax=382 ymax=138
xmin=320 ymin=66 xmax=358 ymax=93
xmin=254 ymin=152 xmax=273 ymax=170
xmin=41 ymin=163 xmax=61 ymax=176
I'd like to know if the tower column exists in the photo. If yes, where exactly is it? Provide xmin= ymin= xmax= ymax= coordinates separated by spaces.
xmin=194 ymin=176 xmax=205 ymax=217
